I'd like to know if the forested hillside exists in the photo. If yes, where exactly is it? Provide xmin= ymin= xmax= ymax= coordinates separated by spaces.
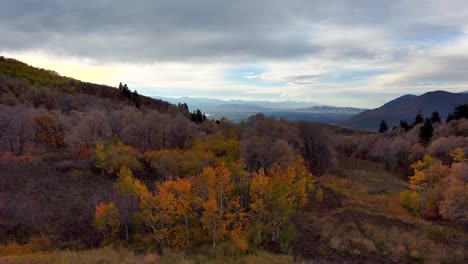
xmin=0 ymin=58 xmax=467 ymax=263
xmin=0 ymin=56 xmax=173 ymax=112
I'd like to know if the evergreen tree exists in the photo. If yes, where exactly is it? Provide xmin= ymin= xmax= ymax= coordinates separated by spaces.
xmin=379 ymin=120 xmax=388 ymax=133
xmin=190 ymin=109 xmax=204 ymax=123
xmin=131 ymin=90 xmax=139 ymax=103
xmin=414 ymin=110 xmax=424 ymax=126
xmin=453 ymin=104 xmax=468 ymax=120
xmin=430 ymin=111 xmax=441 ymax=124
xmin=399 ymin=121 xmax=411 ymax=132
xmin=446 ymin=112 xmax=454 ymax=123
xmin=419 ymin=118 xmax=433 ymax=145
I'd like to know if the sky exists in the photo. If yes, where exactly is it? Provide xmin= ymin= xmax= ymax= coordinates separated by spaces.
xmin=1 ymin=0 xmax=468 ymax=108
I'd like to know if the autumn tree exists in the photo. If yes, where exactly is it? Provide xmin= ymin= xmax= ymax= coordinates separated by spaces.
xmin=199 ymin=163 xmax=234 ymax=248
xmin=249 ymin=157 xmax=313 ymax=251
xmin=167 ymin=178 xmax=196 ymax=250
xmin=407 ymin=155 xmax=433 ymax=217
xmin=93 ymin=202 xmax=121 ymax=242
xmin=33 ymin=114 xmax=65 ymax=150
xmin=154 ymin=178 xmax=196 ymax=249
xmin=191 ymin=162 xmax=247 ymax=249
xmin=439 ymin=148 xmax=468 ymax=225
xmin=114 ymin=167 xmax=148 ymax=241
xmin=249 ymin=168 xmax=270 ymax=246
xmin=144 ymin=149 xmax=212 ymax=180
xmin=94 ymin=139 xmax=142 ymax=175
xmin=402 ymin=154 xmax=450 ymax=218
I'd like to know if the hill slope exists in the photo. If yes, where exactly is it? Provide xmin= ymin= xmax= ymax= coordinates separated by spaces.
xmin=0 ymin=56 xmax=172 ymax=112
xmin=343 ymin=91 xmax=468 ymax=131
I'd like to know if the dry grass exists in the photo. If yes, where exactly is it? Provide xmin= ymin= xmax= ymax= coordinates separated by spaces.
xmin=0 ymin=247 xmax=295 ymax=264
xmin=298 ymin=157 xmax=467 ymax=263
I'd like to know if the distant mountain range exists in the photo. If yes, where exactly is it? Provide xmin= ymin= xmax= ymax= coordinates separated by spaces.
xmin=154 ymin=96 xmax=366 ymax=123
xmin=155 ymin=91 xmax=468 ymax=129
xmin=155 ymin=96 xmax=320 ymax=111
xmin=342 ymin=91 xmax=468 ymax=131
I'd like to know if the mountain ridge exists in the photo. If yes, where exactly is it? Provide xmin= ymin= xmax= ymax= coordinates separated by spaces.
xmin=343 ymin=90 xmax=468 ymax=131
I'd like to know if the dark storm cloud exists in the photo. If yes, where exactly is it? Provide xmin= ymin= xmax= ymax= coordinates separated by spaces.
xmin=0 ymin=0 xmax=429 ymax=62
xmin=2 ymin=0 xmax=468 ymax=91
xmin=0 ymin=0 xmax=323 ymax=62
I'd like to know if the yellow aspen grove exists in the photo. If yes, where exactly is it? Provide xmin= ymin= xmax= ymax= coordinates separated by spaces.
xmin=402 ymin=154 xmax=452 ymax=219
xmin=408 ymin=155 xmax=433 ymax=216
xmin=249 ymin=157 xmax=313 ymax=246
xmin=249 ymin=168 xmax=270 ymax=244
xmin=94 ymin=140 xmax=142 ymax=175
xmin=93 ymin=202 xmax=121 ymax=242
xmin=155 ymin=178 xmax=195 ymax=249
xmin=199 ymin=162 xmax=235 ymax=249
xmin=450 ymin=148 xmax=467 ymax=163
xmin=95 ymin=143 xmax=108 ymax=175
xmin=115 ymin=167 xmax=148 ymax=241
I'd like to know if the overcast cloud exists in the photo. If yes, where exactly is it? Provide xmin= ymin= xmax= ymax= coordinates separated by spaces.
xmin=1 ymin=0 xmax=468 ymax=107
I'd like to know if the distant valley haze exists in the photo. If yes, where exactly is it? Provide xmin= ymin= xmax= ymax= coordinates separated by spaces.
xmin=155 ymin=91 xmax=468 ymax=128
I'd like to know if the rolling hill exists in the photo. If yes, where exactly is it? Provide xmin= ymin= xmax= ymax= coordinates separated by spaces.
xmin=0 ymin=56 xmax=173 ymax=113
xmin=343 ymin=90 xmax=468 ymax=131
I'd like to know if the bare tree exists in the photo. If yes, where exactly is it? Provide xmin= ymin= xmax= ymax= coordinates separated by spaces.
xmin=297 ymin=122 xmax=337 ymax=175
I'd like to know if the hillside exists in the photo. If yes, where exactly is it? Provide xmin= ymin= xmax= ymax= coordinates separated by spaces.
xmin=0 ymin=56 xmax=172 ymax=113
xmin=343 ymin=91 xmax=468 ymax=131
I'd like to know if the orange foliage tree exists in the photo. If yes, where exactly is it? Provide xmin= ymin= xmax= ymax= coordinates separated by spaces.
xmin=194 ymin=162 xmax=247 ymax=249
xmin=33 ymin=115 xmax=65 ymax=150
xmin=138 ymin=178 xmax=196 ymax=250
xmin=93 ymin=202 xmax=121 ymax=242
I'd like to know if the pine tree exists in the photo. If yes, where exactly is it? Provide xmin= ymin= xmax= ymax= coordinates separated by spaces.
xmin=453 ymin=104 xmax=468 ymax=120
xmin=419 ymin=118 xmax=433 ymax=145
xmin=430 ymin=111 xmax=441 ymax=124
xmin=399 ymin=120 xmax=411 ymax=132
xmin=446 ymin=113 xmax=454 ymax=123
xmin=414 ymin=110 xmax=424 ymax=126
xmin=378 ymin=120 xmax=388 ymax=133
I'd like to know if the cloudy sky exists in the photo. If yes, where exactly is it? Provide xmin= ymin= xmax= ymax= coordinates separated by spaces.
xmin=1 ymin=0 xmax=468 ymax=107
